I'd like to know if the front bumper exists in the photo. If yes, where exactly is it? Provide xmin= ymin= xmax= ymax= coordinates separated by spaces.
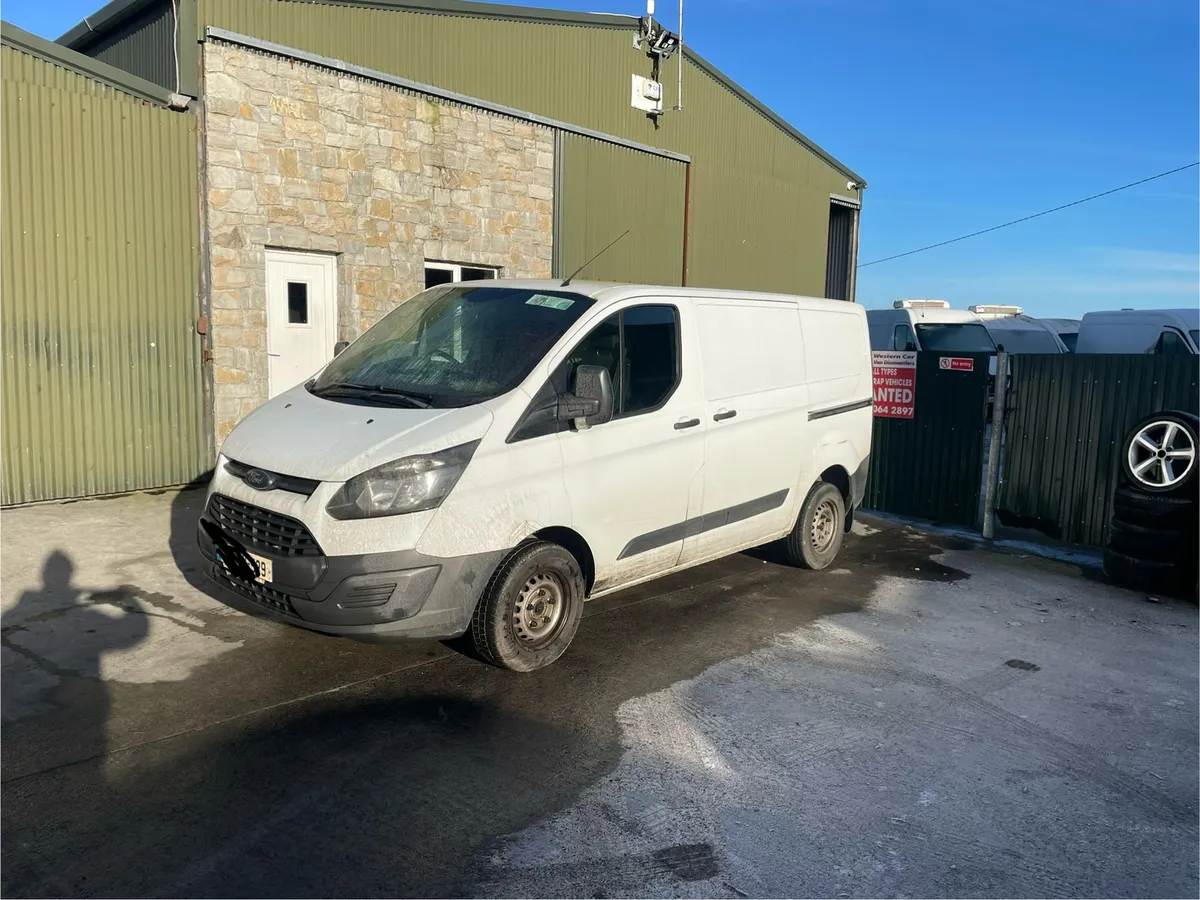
xmin=197 ymin=501 xmax=504 ymax=641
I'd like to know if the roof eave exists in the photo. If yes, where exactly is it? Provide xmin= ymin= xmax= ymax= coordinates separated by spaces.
xmin=57 ymin=0 xmax=163 ymax=48
xmin=3 ymin=19 xmax=177 ymax=105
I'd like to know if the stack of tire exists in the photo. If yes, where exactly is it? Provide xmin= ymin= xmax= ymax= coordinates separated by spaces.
xmin=1103 ymin=410 xmax=1198 ymax=599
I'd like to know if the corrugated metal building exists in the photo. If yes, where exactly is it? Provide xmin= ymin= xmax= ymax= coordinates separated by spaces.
xmin=60 ymin=0 xmax=865 ymax=294
xmin=1 ymin=25 xmax=207 ymax=505
xmin=1 ymin=0 xmax=865 ymax=504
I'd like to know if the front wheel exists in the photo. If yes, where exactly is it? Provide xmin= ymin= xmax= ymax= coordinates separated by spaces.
xmin=781 ymin=481 xmax=846 ymax=570
xmin=469 ymin=540 xmax=585 ymax=672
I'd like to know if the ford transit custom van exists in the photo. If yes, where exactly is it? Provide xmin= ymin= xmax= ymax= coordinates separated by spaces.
xmin=198 ymin=281 xmax=873 ymax=670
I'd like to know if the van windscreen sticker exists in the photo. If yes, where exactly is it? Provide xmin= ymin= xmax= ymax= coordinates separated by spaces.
xmin=525 ymin=294 xmax=576 ymax=311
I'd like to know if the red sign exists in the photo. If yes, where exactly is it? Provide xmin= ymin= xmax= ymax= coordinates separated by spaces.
xmin=939 ymin=356 xmax=974 ymax=372
xmin=872 ymin=351 xmax=916 ymax=419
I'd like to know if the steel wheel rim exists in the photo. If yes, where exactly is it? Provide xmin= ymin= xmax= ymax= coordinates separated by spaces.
xmin=810 ymin=498 xmax=839 ymax=554
xmin=513 ymin=571 xmax=566 ymax=649
xmin=1128 ymin=420 xmax=1196 ymax=489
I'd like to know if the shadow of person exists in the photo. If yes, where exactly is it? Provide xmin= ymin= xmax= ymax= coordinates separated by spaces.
xmin=1 ymin=550 xmax=150 ymax=897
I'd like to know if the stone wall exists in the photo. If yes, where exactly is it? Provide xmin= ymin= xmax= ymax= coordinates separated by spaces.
xmin=202 ymin=40 xmax=554 ymax=443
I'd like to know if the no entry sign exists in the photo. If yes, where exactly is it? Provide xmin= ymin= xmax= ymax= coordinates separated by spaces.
xmin=872 ymin=351 xmax=916 ymax=419
xmin=939 ymin=356 xmax=974 ymax=372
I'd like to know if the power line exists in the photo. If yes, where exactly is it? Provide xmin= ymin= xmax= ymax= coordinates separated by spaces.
xmin=857 ymin=162 xmax=1200 ymax=269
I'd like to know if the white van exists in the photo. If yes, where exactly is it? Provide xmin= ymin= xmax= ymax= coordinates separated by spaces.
xmin=198 ymin=281 xmax=873 ymax=670
xmin=1075 ymin=309 xmax=1200 ymax=355
xmin=966 ymin=306 xmax=1069 ymax=354
xmin=866 ymin=300 xmax=997 ymax=354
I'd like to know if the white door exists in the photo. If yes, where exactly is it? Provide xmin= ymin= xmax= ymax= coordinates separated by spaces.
xmin=679 ymin=300 xmax=810 ymax=565
xmin=554 ymin=301 xmax=706 ymax=593
xmin=265 ymin=250 xmax=337 ymax=398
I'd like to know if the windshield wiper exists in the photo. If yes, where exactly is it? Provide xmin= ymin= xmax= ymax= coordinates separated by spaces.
xmin=311 ymin=382 xmax=433 ymax=408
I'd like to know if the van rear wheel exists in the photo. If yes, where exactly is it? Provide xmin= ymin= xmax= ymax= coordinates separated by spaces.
xmin=469 ymin=540 xmax=585 ymax=672
xmin=781 ymin=481 xmax=846 ymax=570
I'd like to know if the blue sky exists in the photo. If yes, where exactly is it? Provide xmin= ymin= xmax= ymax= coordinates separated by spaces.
xmin=7 ymin=0 xmax=1197 ymax=317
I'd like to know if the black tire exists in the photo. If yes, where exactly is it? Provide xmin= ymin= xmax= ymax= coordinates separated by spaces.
xmin=469 ymin=540 xmax=585 ymax=672
xmin=1120 ymin=410 xmax=1198 ymax=495
xmin=781 ymin=481 xmax=846 ymax=570
xmin=1103 ymin=547 xmax=1191 ymax=593
xmin=1106 ymin=517 xmax=1195 ymax=563
xmin=1111 ymin=484 xmax=1196 ymax=529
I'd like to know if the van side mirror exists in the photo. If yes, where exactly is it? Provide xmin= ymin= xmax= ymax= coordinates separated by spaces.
xmin=333 ymin=341 xmax=349 ymax=357
xmin=559 ymin=365 xmax=614 ymax=430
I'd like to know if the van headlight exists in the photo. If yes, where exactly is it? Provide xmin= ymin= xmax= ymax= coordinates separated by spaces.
xmin=325 ymin=441 xmax=480 ymax=520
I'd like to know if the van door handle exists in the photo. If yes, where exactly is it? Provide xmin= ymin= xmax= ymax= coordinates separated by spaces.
xmin=713 ymin=409 xmax=737 ymax=421
xmin=674 ymin=417 xmax=701 ymax=430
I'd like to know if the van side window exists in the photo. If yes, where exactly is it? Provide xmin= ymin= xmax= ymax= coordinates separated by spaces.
xmin=893 ymin=324 xmax=917 ymax=352
xmin=560 ymin=305 xmax=679 ymax=417
xmin=507 ymin=305 xmax=680 ymax=442
xmin=621 ymin=306 xmax=679 ymax=414
xmin=1153 ymin=329 xmax=1190 ymax=355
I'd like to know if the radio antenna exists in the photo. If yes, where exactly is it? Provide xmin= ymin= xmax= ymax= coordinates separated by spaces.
xmin=561 ymin=229 xmax=630 ymax=286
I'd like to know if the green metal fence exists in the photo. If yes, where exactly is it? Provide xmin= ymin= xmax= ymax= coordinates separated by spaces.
xmin=864 ymin=353 xmax=991 ymax=528
xmin=997 ymin=354 xmax=1200 ymax=547
xmin=1 ymin=39 xmax=207 ymax=505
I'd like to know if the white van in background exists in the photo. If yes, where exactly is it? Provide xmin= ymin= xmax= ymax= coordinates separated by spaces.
xmin=866 ymin=300 xmax=997 ymax=353
xmin=1075 ymin=309 xmax=1200 ymax=355
xmin=198 ymin=281 xmax=873 ymax=671
xmin=967 ymin=305 xmax=1069 ymax=354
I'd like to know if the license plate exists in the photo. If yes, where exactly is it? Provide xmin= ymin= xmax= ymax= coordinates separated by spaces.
xmin=248 ymin=553 xmax=273 ymax=584
xmin=218 ymin=548 xmax=273 ymax=584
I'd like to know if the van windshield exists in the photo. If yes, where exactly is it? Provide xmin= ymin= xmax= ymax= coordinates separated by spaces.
xmin=310 ymin=285 xmax=594 ymax=407
xmin=985 ymin=328 xmax=1063 ymax=354
xmin=915 ymin=323 xmax=997 ymax=353
xmin=1190 ymin=330 xmax=1199 ymax=349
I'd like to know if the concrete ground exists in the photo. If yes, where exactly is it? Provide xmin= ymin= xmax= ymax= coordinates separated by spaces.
xmin=2 ymin=487 xmax=1197 ymax=898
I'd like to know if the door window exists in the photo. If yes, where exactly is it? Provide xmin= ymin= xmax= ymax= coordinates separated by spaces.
xmin=1154 ymin=329 xmax=1191 ymax=355
xmin=893 ymin=324 xmax=917 ymax=351
xmin=558 ymin=307 xmax=679 ymax=417
xmin=621 ymin=306 xmax=679 ymax=414
xmin=287 ymin=282 xmax=309 ymax=324
xmin=511 ymin=305 xmax=680 ymax=442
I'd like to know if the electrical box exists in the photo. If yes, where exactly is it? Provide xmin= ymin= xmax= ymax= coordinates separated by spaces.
xmin=631 ymin=75 xmax=664 ymax=114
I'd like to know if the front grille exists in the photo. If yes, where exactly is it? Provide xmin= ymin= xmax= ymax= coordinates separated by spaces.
xmin=215 ymin=566 xmax=300 ymax=618
xmin=208 ymin=494 xmax=322 ymax=557
xmin=225 ymin=459 xmax=320 ymax=496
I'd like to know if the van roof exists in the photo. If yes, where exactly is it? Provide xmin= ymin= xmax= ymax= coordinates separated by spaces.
xmin=1037 ymin=318 xmax=1081 ymax=331
xmin=866 ymin=306 xmax=985 ymax=324
xmin=488 ymin=279 xmax=861 ymax=312
xmin=1080 ymin=308 xmax=1200 ymax=326
xmin=982 ymin=314 xmax=1056 ymax=333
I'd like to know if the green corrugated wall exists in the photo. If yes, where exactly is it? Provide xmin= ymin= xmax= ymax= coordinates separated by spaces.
xmin=998 ymin=354 xmax=1200 ymax=547
xmin=197 ymin=0 xmax=855 ymax=295
xmin=66 ymin=0 xmax=179 ymax=91
xmin=558 ymin=134 xmax=686 ymax=285
xmin=1 ymin=44 xmax=208 ymax=505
